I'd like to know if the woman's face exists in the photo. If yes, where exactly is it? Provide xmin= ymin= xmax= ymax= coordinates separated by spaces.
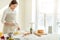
xmin=10 ymin=4 xmax=17 ymax=10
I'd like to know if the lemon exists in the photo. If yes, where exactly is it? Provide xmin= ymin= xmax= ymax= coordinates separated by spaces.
xmin=0 ymin=32 xmax=3 ymax=37
xmin=14 ymin=32 xmax=20 ymax=35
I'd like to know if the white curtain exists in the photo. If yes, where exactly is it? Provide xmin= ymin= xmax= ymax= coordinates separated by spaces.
xmin=32 ymin=0 xmax=60 ymax=34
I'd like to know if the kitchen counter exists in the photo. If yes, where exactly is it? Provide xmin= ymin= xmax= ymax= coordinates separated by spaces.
xmin=12 ymin=34 xmax=60 ymax=40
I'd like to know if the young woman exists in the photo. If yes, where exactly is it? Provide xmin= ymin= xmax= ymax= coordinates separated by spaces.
xmin=1 ymin=0 xmax=20 ymax=34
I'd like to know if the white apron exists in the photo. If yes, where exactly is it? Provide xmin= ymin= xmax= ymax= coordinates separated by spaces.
xmin=1 ymin=8 xmax=18 ymax=34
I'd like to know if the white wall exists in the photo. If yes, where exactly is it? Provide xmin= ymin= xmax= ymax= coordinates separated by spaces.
xmin=19 ymin=0 xmax=32 ymax=31
xmin=24 ymin=0 xmax=32 ymax=31
xmin=0 ymin=0 xmax=11 ymax=9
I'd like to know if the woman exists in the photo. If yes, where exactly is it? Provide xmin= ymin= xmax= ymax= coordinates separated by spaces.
xmin=1 ymin=0 xmax=20 ymax=34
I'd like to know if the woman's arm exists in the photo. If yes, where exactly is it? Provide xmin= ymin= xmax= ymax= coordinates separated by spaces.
xmin=1 ymin=10 xmax=7 ymax=23
xmin=14 ymin=13 xmax=20 ymax=30
xmin=15 ymin=20 xmax=20 ymax=30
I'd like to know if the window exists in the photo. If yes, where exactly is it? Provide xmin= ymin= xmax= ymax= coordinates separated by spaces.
xmin=32 ymin=0 xmax=60 ymax=34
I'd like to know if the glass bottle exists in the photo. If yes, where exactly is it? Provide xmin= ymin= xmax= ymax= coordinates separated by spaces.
xmin=30 ymin=27 xmax=32 ymax=34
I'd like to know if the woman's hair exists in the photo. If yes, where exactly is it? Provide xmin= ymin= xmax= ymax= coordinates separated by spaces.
xmin=9 ymin=0 xmax=18 ymax=6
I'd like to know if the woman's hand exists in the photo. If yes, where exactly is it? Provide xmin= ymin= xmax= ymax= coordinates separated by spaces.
xmin=4 ymin=22 xmax=9 ymax=25
xmin=4 ymin=22 xmax=15 ymax=26
xmin=17 ymin=27 xmax=20 ymax=30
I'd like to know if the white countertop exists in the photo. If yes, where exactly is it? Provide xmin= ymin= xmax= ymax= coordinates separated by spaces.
xmin=3 ymin=30 xmax=60 ymax=40
xmin=12 ymin=34 xmax=60 ymax=40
